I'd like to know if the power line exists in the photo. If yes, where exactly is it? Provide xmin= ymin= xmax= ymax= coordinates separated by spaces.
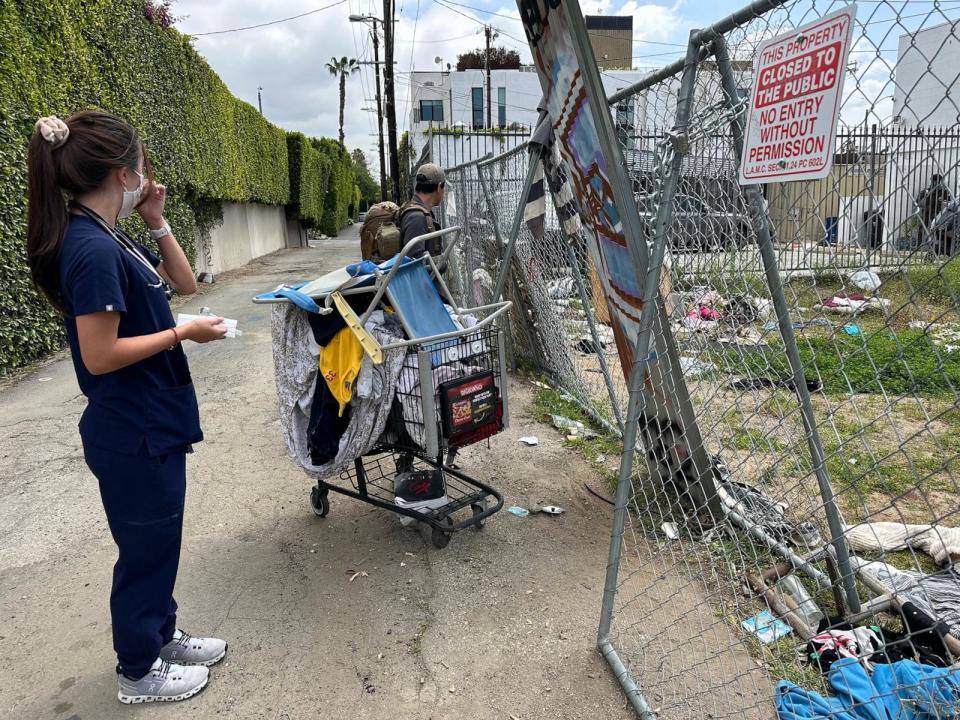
xmin=190 ymin=0 xmax=348 ymax=36
xmin=429 ymin=0 xmax=528 ymax=47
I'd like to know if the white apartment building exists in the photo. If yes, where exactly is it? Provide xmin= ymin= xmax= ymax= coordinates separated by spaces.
xmin=891 ymin=20 xmax=960 ymax=128
xmin=407 ymin=67 xmax=657 ymax=132
xmin=406 ymin=67 xmax=658 ymax=165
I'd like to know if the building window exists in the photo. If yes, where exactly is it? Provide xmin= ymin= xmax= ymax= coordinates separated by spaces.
xmin=419 ymin=99 xmax=444 ymax=123
xmin=472 ymin=87 xmax=484 ymax=129
xmin=497 ymin=87 xmax=506 ymax=128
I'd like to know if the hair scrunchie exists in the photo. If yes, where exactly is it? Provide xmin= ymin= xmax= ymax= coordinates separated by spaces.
xmin=35 ymin=116 xmax=70 ymax=149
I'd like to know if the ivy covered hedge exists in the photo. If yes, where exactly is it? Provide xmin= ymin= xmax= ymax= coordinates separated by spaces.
xmin=0 ymin=0 xmax=354 ymax=373
xmin=287 ymin=133 xmax=330 ymax=229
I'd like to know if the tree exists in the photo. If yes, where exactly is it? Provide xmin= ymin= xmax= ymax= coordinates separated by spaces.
xmin=456 ymin=46 xmax=521 ymax=71
xmin=351 ymin=149 xmax=379 ymax=208
xmin=325 ymin=56 xmax=360 ymax=146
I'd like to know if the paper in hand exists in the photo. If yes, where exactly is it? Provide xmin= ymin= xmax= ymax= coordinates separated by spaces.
xmin=176 ymin=313 xmax=240 ymax=338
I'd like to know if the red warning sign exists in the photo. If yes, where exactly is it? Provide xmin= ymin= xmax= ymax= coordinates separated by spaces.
xmin=738 ymin=5 xmax=857 ymax=184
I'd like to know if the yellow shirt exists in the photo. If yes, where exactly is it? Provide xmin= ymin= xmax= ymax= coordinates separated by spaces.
xmin=319 ymin=327 xmax=364 ymax=416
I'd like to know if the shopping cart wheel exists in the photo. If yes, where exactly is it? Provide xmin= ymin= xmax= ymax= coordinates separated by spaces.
xmin=431 ymin=517 xmax=454 ymax=549
xmin=470 ymin=502 xmax=486 ymax=530
xmin=310 ymin=486 xmax=330 ymax=518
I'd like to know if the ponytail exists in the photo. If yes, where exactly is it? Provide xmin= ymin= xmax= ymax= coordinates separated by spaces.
xmin=25 ymin=111 xmax=145 ymax=314
xmin=27 ymin=127 xmax=71 ymax=312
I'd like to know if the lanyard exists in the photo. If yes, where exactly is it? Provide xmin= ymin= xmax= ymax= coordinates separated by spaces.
xmin=73 ymin=204 xmax=169 ymax=292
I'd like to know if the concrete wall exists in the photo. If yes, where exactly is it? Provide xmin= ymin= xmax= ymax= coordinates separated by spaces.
xmin=197 ymin=203 xmax=300 ymax=277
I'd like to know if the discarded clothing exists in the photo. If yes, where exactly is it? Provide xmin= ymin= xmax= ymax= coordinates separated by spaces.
xmin=806 ymin=616 xmax=949 ymax=674
xmin=852 ymin=558 xmax=960 ymax=640
xmin=816 ymin=294 xmax=891 ymax=315
xmin=845 ymin=522 xmax=960 ymax=566
xmin=776 ymin=657 xmax=960 ymax=719
xmin=807 ymin=626 xmax=883 ymax=673
xmin=319 ymin=327 xmax=364 ymax=416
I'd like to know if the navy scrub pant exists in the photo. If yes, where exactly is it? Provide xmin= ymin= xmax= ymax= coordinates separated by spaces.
xmin=83 ymin=443 xmax=186 ymax=678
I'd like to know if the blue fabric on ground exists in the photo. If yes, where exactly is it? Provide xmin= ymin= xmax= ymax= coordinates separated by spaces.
xmin=776 ymin=658 xmax=960 ymax=719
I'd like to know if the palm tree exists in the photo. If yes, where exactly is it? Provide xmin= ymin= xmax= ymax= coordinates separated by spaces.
xmin=325 ymin=56 xmax=360 ymax=146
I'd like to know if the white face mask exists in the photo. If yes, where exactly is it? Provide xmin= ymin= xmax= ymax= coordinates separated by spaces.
xmin=118 ymin=169 xmax=145 ymax=220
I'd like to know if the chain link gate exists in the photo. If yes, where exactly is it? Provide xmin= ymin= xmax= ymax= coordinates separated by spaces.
xmin=446 ymin=1 xmax=960 ymax=716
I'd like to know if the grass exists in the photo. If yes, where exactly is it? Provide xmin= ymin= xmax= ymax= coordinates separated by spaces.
xmin=715 ymin=329 xmax=960 ymax=397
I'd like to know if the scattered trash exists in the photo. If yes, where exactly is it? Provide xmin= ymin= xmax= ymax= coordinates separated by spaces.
xmin=583 ymin=482 xmax=615 ymax=506
xmin=400 ymin=562 xmax=407 ymax=567
xmin=37 ymin=377 xmax=52 ymax=382
xmin=843 ymin=324 xmax=861 ymax=336
xmin=661 ymin=522 xmax=679 ymax=540
xmin=679 ymin=356 xmax=716 ymax=378
xmin=347 ymin=570 xmax=369 ymax=583
xmin=849 ymin=270 xmax=882 ymax=292
xmin=741 ymin=610 xmax=793 ymax=643
xmin=730 ymin=376 xmax=823 ymax=393
xmin=776 ymin=575 xmax=825 ymax=628
xmin=404 ymin=552 xmax=416 ymax=557
xmin=575 ymin=337 xmax=606 ymax=354
xmin=519 ymin=436 xmax=539 ymax=446
xmin=532 ymin=380 xmax=552 ymax=390
xmin=507 ymin=506 xmax=530 ymax=517
xmin=547 ymin=276 xmax=576 ymax=299
xmin=763 ymin=318 xmax=832 ymax=332
xmin=530 ymin=505 xmax=565 ymax=516
xmin=551 ymin=414 xmax=598 ymax=438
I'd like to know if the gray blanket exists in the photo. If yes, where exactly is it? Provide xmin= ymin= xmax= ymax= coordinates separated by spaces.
xmin=271 ymin=303 xmax=406 ymax=480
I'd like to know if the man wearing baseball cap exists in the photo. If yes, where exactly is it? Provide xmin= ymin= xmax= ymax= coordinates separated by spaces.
xmin=399 ymin=163 xmax=446 ymax=263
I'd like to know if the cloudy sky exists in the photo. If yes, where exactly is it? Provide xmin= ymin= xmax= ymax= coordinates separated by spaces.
xmin=174 ymin=0 xmax=953 ymax=165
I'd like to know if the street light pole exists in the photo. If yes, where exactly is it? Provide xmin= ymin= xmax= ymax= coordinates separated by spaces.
xmin=370 ymin=22 xmax=387 ymax=201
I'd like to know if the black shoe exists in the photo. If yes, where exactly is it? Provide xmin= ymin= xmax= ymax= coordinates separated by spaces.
xmin=395 ymin=470 xmax=446 ymax=502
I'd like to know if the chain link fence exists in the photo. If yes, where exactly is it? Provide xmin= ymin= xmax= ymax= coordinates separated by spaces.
xmin=445 ymin=0 xmax=960 ymax=717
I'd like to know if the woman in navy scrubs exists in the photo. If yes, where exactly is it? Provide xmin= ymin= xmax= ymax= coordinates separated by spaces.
xmin=27 ymin=112 xmax=228 ymax=704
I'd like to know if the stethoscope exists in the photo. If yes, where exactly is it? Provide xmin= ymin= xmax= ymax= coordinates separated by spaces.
xmin=73 ymin=203 xmax=172 ymax=300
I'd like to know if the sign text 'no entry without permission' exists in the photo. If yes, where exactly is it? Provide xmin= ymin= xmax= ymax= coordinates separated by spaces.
xmin=738 ymin=4 xmax=857 ymax=184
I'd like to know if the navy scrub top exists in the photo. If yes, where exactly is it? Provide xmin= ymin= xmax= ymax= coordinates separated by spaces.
xmin=60 ymin=214 xmax=202 ymax=457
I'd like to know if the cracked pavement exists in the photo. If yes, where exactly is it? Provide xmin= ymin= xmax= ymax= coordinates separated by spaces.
xmin=0 ymin=226 xmax=634 ymax=719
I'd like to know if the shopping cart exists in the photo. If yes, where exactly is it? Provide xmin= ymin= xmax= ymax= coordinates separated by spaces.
xmin=254 ymin=228 xmax=510 ymax=548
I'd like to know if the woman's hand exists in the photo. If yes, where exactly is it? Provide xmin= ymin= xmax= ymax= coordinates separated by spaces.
xmin=182 ymin=317 xmax=228 ymax=343
xmin=137 ymin=182 xmax=167 ymax=228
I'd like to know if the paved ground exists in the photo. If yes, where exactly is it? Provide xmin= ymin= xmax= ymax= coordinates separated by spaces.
xmin=0 ymin=225 xmax=635 ymax=720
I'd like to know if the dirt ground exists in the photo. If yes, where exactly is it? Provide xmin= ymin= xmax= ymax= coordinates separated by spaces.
xmin=0 ymin=226 xmax=644 ymax=720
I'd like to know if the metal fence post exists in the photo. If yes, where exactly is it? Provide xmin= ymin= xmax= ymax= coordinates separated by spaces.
xmin=594 ymin=31 xmax=708 ymax=720
xmin=712 ymin=35 xmax=862 ymax=613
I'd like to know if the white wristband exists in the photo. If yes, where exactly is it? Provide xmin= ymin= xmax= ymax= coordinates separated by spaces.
xmin=149 ymin=223 xmax=172 ymax=240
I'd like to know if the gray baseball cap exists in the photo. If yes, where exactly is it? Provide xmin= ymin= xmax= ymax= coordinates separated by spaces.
xmin=416 ymin=163 xmax=445 ymax=185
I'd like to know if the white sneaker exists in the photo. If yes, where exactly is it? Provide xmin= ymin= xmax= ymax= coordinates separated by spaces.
xmin=117 ymin=658 xmax=208 ymax=704
xmin=159 ymin=629 xmax=228 ymax=667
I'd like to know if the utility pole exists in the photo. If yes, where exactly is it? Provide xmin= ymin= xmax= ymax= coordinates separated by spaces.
xmin=484 ymin=25 xmax=492 ymax=129
xmin=383 ymin=0 xmax=401 ymax=202
xmin=257 ymin=86 xmax=263 ymax=114
xmin=370 ymin=22 xmax=387 ymax=201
